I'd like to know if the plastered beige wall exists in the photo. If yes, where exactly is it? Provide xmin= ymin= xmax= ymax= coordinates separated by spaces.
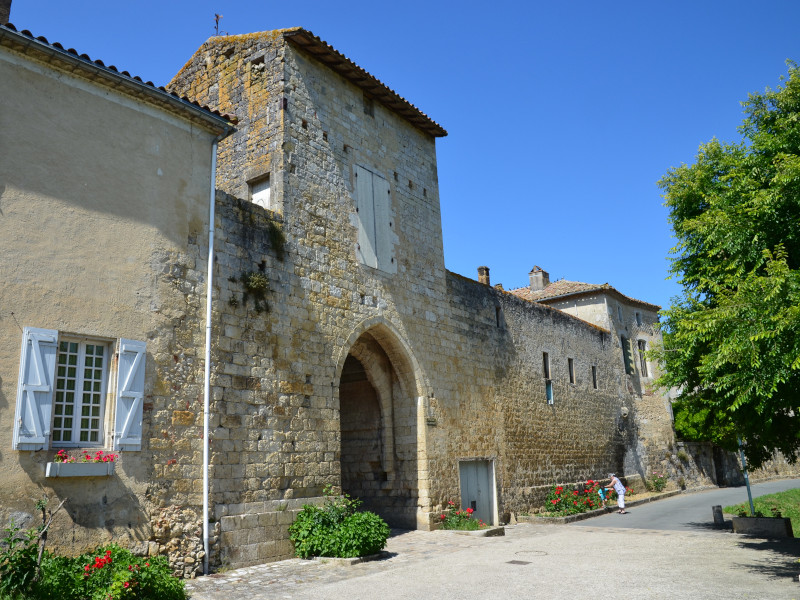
xmin=0 ymin=45 xmax=218 ymax=571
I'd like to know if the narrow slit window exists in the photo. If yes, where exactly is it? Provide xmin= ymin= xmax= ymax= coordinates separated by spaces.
xmin=568 ymin=358 xmax=575 ymax=384
xmin=542 ymin=352 xmax=550 ymax=379
xmin=545 ymin=380 xmax=554 ymax=405
xmin=591 ymin=366 xmax=598 ymax=389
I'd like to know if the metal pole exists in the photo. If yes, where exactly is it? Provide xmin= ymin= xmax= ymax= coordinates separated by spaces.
xmin=737 ymin=437 xmax=755 ymax=517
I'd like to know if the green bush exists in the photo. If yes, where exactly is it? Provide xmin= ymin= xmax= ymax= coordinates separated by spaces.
xmin=0 ymin=536 xmax=185 ymax=600
xmin=288 ymin=487 xmax=390 ymax=559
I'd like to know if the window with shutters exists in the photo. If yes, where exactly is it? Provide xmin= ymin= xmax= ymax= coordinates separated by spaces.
xmin=13 ymin=327 xmax=146 ymax=452
xmin=354 ymin=165 xmax=396 ymax=273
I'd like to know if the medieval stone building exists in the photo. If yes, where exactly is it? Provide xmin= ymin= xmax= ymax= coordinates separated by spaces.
xmin=6 ymin=22 xmax=794 ymax=577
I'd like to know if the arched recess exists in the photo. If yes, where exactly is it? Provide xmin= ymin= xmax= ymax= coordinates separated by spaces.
xmin=334 ymin=317 xmax=430 ymax=529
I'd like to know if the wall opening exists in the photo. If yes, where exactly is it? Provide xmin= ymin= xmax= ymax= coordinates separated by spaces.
xmin=338 ymin=329 xmax=419 ymax=528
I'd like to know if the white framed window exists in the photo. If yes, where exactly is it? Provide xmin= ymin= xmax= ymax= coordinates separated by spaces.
xmin=249 ymin=175 xmax=271 ymax=210
xmin=13 ymin=327 xmax=146 ymax=452
xmin=52 ymin=338 xmax=109 ymax=446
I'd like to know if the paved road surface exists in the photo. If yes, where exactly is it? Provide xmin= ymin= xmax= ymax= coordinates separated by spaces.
xmin=575 ymin=478 xmax=800 ymax=532
xmin=187 ymin=480 xmax=800 ymax=600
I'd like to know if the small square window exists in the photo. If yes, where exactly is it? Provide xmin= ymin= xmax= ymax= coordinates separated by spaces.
xmin=250 ymin=175 xmax=271 ymax=210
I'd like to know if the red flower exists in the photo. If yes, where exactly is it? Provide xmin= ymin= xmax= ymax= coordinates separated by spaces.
xmin=551 ymin=499 xmax=558 ymax=504
xmin=124 ymin=582 xmax=130 ymax=589
xmin=466 ymin=508 xmax=474 ymax=514
xmin=440 ymin=514 xmax=446 ymax=520
xmin=573 ymin=490 xmax=578 ymax=496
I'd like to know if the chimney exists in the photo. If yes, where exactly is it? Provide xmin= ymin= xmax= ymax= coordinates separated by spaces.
xmin=529 ymin=265 xmax=550 ymax=291
xmin=477 ymin=266 xmax=490 ymax=286
xmin=0 ymin=0 xmax=11 ymax=24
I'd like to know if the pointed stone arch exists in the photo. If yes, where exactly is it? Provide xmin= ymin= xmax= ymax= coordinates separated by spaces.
xmin=334 ymin=316 xmax=431 ymax=529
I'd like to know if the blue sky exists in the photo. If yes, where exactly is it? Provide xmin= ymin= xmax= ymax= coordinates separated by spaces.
xmin=9 ymin=0 xmax=800 ymax=310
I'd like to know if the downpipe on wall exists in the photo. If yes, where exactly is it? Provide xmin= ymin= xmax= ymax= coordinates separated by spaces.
xmin=203 ymin=128 xmax=233 ymax=575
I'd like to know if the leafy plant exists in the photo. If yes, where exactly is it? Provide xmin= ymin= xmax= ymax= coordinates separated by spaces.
xmin=647 ymin=472 xmax=669 ymax=492
xmin=0 ymin=521 xmax=40 ymax=599
xmin=543 ymin=480 xmax=607 ymax=516
xmin=439 ymin=501 xmax=485 ymax=530
xmin=657 ymin=62 xmax=800 ymax=468
xmin=0 ymin=500 xmax=185 ymax=600
xmin=288 ymin=486 xmax=389 ymax=559
xmin=676 ymin=449 xmax=689 ymax=462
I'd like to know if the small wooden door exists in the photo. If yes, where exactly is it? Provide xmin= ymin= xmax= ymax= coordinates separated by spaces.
xmin=459 ymin=460 xmax=494 ymax=525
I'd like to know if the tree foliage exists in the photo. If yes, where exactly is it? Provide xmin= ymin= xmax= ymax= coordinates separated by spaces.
xmin=657 ymin=62 xmax=800 ymax=467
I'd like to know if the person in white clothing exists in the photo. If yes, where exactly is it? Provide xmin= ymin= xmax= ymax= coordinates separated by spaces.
xmin=606 ymin=473 xmax=627 ymax=514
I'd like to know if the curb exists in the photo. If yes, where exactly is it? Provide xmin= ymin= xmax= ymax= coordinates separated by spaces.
xmin=520 ymin=490 xmax=683 ymax=525
xmin=436 ymin=526 xmax=505 ymax=537
xmin=311 ymin=551 xmax=390 ymax=566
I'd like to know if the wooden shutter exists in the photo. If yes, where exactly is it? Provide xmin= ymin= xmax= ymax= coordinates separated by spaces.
xmin=13 ymin=327 xmax=58 ymax=450
xmin=114 ymin=339 xmax=146 ymax=451
xmin=354 ymin=165 xmax=378 ymax=268
xmin=373 ymin=173 xmax=396 ymax=274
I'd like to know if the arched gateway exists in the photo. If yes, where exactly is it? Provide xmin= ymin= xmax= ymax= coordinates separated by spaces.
xmin=334 ymin=318 xmax=429 ymax=529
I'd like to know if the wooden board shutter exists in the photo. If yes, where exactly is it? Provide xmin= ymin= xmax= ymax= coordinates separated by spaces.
xmin=113 ymin=339 xmax=146 ymax=451
xmin=13 ymin=327 xmax=58 ymax=450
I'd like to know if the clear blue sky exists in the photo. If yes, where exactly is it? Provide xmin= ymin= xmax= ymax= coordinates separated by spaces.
xmin=9 ymin=0 xmax=800 ymax=310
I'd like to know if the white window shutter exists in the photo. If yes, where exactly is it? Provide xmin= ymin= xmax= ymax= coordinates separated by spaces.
xmin=13 ymin=327 xmax=58 ymax=450
xmin=114 ymin=339 xmax=146 ymax=451
xmin=355 ymin=165 xmax=378 ymax=268
xmin=373 ymin=174 xmax=396 ymax=274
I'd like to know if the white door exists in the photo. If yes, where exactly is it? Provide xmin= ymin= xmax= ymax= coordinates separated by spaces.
xmin=459 ymin=460 xmax=495 ymax=525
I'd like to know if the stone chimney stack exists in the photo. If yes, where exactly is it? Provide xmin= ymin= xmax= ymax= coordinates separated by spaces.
xmin=529 ymin=265 xmax=550 ymax=291
xmin=0 ymin=0 xmax=11 ymax=24
xmin=477 ymin=266 xmax=490 ymax=286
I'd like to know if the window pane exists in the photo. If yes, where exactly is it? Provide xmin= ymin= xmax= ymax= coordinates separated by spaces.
xmin=53 ymin=339 xmax=107 ymax=446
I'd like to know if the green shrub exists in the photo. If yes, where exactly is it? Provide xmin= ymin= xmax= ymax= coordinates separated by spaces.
xmin=647 ymin=472 xmax=669 ymax=492
xmin=288 ymin=487 xmax=390 ymax=559
xmin=0 ymin=522 xmax=40 ymax=599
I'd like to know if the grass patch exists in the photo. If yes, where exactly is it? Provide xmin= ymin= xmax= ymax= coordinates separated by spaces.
xmin=724 ymin=488 xmax=800 ymax=536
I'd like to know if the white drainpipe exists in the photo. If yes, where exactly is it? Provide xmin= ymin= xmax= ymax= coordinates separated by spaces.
xmin=203 ymin=128 xmax=231 ymax=575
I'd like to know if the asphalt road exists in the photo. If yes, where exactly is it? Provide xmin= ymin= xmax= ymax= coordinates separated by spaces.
xmin=573 ymin=479 xmax=800 ymax=532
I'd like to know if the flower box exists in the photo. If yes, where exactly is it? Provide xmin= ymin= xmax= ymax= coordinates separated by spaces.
xmin=731 ymin=516 xmax=793 ymax=539
xmin=45 ymin=461 xmax=115 ymax=478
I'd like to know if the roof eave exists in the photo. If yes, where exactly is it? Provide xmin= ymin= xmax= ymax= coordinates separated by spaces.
xmin=1 ymin=23 xmax=237 ymax=135
xmin=283 ymin=28 xmax=447 ymax=138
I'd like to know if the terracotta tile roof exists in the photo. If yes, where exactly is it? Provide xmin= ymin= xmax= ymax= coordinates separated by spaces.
xmin=509 ymin=279 xmax=661 ymax=311
xmin=0 ymin=23 xmax=237 ymax=132
xmin=282 ymin=28 xmax=447 ymax=138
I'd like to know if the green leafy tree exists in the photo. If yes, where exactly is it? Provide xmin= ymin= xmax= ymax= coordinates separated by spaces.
xmin=657 ymin=61 xmax=800 ymax=468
